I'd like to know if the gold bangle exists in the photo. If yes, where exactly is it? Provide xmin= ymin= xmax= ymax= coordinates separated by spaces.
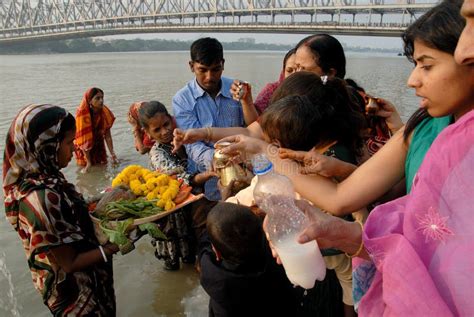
xmin=345 ymin=221 xmax=364 ymax=258
xmin=205 ymin=127 xmax=212 ymax=143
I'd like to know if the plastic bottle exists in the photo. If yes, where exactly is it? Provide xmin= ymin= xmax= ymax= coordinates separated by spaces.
xmin=252 ymin=154 xmax=326 ymax=289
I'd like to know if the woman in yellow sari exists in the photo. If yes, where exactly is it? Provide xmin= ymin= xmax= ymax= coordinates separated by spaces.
xmin=74 ymin=87 xmax=117 ymax=173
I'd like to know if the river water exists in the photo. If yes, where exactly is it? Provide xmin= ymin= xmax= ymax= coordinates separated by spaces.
xmin=0 ymin=50 xmax=417 ymax=316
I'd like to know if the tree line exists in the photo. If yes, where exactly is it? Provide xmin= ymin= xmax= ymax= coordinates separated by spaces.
xmin=0 ymin=37 xmax=399 ymax=54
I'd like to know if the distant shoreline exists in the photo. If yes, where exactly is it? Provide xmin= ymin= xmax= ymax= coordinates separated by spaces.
xmin=0 ymin=38 xmax=401 ymax=55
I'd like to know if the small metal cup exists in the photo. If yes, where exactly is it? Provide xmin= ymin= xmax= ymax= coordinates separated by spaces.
xmin=365 ymin=97 xmax=379 ymax=115
xmin=237 ymin=81 xmax=249 ymax=100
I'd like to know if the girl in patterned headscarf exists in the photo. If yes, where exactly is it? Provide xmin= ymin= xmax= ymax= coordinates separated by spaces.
xmin=3 ymin=104 xmax=118 ymax=315
xmin=74 ymin=87 xmax=117 ymax=173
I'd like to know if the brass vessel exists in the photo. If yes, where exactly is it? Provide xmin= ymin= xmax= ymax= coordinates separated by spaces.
xmin=213 ymin=142 xmax=239 ymax=187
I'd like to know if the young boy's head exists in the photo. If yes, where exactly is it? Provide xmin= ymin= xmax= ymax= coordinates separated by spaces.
xmin=263 ymin=71 xmax=365 ymax=155
xmin=138 ymin=101 xmax=174 ymax=144
xmin=207 ymin=202 xmax=265 ymax=265
xmin=260 ymin=95 xmax=319 ymax=151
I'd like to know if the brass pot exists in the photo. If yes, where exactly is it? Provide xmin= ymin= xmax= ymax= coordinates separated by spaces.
xmin=214 ymin=142 xmax=239 ymax=187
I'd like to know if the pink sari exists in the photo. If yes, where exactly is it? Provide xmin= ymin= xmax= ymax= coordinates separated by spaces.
xmin=360 ymin=110 xmax=474 ymax=316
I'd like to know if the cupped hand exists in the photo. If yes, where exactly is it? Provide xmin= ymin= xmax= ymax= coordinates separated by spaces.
xmin=295 ymin=200 xmax=344 ymax=249
xmin=374 ymin=98 xmax=404 ymax=133
xmin=193 ymin=170 xmax=219 ymax=185
xmin=279 ymin=148 xmax=345 ymax=177
xmin=217 ymin=134 xmax=267 ymax=157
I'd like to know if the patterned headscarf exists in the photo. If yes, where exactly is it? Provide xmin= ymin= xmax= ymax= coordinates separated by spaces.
xmin=128 ymin=101 xmax=155 ymax=148
xmin=3 ymin=104 xmax=86 ymax=231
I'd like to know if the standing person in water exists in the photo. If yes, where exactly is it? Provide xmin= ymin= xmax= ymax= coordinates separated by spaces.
xmin=3 ymin=104 xmax=118 ymax=315
xmin=74 ymin=87 xmax=117 ymax=173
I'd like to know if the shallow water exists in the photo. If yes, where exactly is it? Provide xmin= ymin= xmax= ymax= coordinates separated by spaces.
xmin=0 ymin=50 xmax=417 ymax=316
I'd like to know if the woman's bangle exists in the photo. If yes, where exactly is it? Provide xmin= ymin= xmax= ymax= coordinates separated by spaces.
xmin=345 ymin=221 xmax=364 ymax=258
xmin=98 ymin=245 xmax=108 ymax=263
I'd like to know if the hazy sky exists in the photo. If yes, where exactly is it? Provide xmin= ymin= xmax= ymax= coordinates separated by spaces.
xmin=102 ymin=32 xmax=404 ymax=50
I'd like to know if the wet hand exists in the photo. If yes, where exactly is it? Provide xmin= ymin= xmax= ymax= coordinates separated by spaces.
xmin=172 ymin=128 xmax=207 ymax=153
xmin=81 ymin=163 xmax=91 ymax=174
xmin=374 ymin=98 xmax=403 ymax=133
xmin=279 ymin=148 xmax=342 ymax=177
xmin=110 ymin=153 xmax=118 ymax=164
xmin=217 ymin=134 xmax=267 ymax=157
xmin=193 ymin=170 xmax=219 ymax=185
xmin=295 ymin=200 xmax=346 ymax=249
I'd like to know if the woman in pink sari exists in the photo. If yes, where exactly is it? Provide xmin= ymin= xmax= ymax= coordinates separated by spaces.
xmin=292 ymin=108 xmax=473 ymax=315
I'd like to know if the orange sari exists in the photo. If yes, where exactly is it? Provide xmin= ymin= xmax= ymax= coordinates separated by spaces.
xmin=74 ymin=88 xmax=115 ymax=166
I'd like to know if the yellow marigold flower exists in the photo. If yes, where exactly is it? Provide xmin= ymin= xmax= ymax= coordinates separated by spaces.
xmin=169 ymin=179 xmax=180 ymax=188
xmin=140 ymin=184 xmax=148 ymax=193
xmin=156 ymin=174 xmax=169 ymax=186
xmin=159 ymin=185 xmax=169 ymax=194
xmin=146 ymin=192 xmax=156 ymax=201
xmin=111 ymin=177 xmax=123 ymax=188
xmin=156 ymin=199 xmax=167 ymax=208
xmin=165 ymin=200 xmax=176 ymax=211
xmin=130 ymin=180 xmax=143 ymax=195
xmin=144 ymin=173 xmax=156 ymax=181
xmin=121 ymin=175 xmax=130 ymax=185
xmin=161 ymin=191 xmax=172 ymax=201
xmin=146 ymin=178 xmax=157 ymax=191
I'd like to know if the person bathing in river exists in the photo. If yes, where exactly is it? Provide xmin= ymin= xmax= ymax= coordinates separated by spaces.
xmin=3 ymin=104 xmax=119 ymax=315
xmin=138 ymin=101 xmax=216 ymax=270
xmin=74 ymin=87 xmax=118 ymax=173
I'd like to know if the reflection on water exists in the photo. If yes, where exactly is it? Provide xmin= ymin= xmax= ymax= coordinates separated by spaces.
xmin=0 ymin=50 xmax=417 ymax=316
xmin=0 ymin=252 xmax=21 ymax=317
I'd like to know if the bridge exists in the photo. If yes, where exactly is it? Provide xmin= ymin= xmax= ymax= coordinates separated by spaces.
xmin=0 ymin=0 xmax=439 ymax=44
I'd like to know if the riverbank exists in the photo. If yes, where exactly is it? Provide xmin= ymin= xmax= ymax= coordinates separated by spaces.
xmin=0 ymin=37 xmax=400 ymax=55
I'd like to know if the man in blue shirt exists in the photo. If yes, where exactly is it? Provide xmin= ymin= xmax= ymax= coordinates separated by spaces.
xmin=172 ymin=38 xmax=246 ymax=201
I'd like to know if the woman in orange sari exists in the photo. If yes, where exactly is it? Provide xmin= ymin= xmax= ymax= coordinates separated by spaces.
xmin=75 ymin=87 xmax=117 ymax=173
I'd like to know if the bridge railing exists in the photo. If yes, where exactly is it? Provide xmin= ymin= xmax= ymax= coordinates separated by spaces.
xmin=0 ymin=0 xmax=439 ymax=40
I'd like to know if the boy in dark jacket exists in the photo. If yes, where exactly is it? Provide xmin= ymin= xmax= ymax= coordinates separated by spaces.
xmin=199 ymin=202 xmax=298 ymax=317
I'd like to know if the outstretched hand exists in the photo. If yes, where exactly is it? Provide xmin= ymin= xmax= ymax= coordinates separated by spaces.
xmin=217 ymin=134 xmax=268 ymax=157
xmin=279 ymin=148 xmax=346 ymax=177
xmin=172 ymin=128 xmax=207 ymax=153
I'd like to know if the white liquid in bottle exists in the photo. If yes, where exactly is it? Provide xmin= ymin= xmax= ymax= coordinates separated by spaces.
xmin=274 ymin=234 xmax=326 ymax=289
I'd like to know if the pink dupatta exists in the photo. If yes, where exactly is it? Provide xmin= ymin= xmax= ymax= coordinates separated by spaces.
xmin=360 ymin=110 xmax=474 ymax=316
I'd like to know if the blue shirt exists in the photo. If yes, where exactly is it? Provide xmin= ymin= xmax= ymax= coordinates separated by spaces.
xmin=172 ymin=76 xmax=244 ymax=200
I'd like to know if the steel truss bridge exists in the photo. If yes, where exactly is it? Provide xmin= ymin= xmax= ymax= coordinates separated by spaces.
xmin=0 ymin=0 xmax=439 ymax=44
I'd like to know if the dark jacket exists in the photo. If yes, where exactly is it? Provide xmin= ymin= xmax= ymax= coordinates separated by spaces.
xmin=198 ymin=233 xmax=298 ymax=317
